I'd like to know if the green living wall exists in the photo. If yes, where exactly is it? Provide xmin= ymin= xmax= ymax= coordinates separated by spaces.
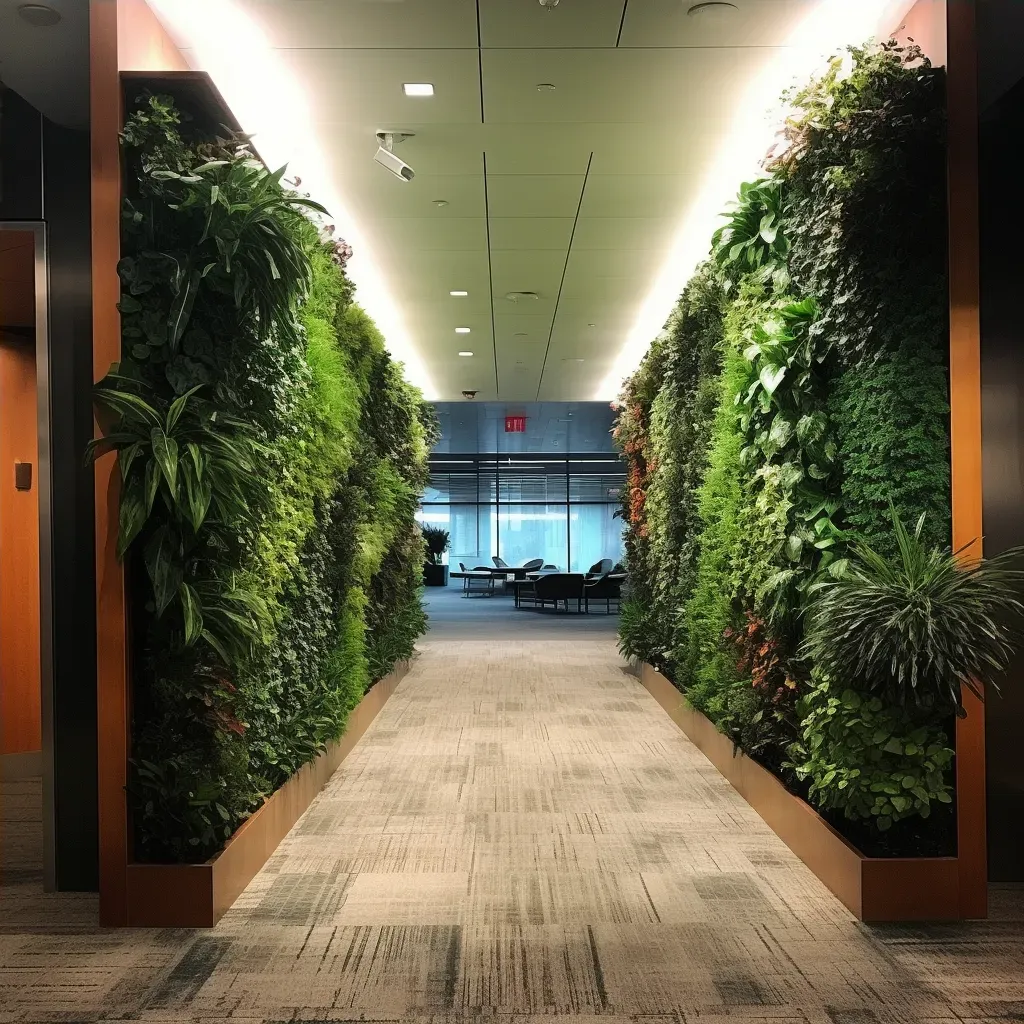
xmin=615 ymin=43 xmax=955 ymax=855
xmin=92 ymin=94 xmax=437 ymax=862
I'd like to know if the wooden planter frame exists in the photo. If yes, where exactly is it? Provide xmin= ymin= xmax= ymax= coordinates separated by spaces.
xmin=124 ymin=662 xmax=409 ymax=928
xmin=639 ymin=664 xmax=964 ymax=922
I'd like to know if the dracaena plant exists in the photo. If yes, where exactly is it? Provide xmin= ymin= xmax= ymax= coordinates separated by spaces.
xmin=803 ymin=506 xmax=1024 ymax=715
xmin=87 ymin=372 xmax=270 ymax=663
xmin=712 ymin=177 xmax=791 ymax=295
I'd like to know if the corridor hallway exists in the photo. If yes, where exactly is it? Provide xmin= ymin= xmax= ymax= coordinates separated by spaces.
xmin=2 ymin=641 xmax=1024 ymax=1020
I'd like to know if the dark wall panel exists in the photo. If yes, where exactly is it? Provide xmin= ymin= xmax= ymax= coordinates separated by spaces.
xmin=1 ymin=85 xmax=97 ymax=890
xmin=43 ymin=118 xmax=98 ymax=891
xmin=980 ymin=73 xmax=1024 ymax=881
xmin=0 ymin=88 xmax=43 ymax=220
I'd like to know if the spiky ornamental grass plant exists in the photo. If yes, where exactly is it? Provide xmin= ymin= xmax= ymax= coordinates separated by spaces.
xmin=803 ymin=506 xmax=1024 ymax=716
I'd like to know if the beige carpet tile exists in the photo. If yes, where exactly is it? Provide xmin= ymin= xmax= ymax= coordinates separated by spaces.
xmin=2 ymin=639 xmax=1024 ymax=1023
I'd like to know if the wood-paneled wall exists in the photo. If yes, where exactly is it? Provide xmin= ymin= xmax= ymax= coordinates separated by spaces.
xmin=90 ymin=0 xmax=189 ymax=927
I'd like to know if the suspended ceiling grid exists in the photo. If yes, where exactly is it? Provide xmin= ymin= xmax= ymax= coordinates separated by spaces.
xmin=187 ymin=0 xmax=819 ymax=401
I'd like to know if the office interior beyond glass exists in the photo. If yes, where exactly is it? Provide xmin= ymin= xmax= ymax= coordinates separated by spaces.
xmin=419 ymin=454 xmax=626 ymax=573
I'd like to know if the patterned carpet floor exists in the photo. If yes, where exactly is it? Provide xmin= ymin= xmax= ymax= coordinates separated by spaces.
xmin=2 ymin=639 xmax=1023 ymax=1023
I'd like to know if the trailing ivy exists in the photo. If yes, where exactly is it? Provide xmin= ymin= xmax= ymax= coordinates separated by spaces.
xmin=102 ymin=94 xmax=433 ymax=862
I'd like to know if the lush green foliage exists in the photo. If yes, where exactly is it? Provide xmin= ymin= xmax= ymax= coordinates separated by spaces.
xmin=779 ymin=42 xmax=948 ymax=367
xmin=712 ymin=178 xmax=791 ymax=295
xmin=105 ymin=94 xmax=433 ymax=861
xmin=788 ymin=674 xmax=954 ymax=831
xmin=421 ymin=526 xmax=450 ymax=565
xmin=805 ymin=508 xmax=1024 ymax=715
xmin=612 ymin=43 xmax=969 ymax=848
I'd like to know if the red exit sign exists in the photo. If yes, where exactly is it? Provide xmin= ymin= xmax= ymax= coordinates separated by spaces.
xmin=505 ymin=415 xmax=527 ymax=433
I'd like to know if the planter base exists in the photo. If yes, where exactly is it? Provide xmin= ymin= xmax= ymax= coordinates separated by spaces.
xmin=638 ymin=663 xmax=967 ymax=922
xmin=125 ymin=660 xmax=411 ymax=927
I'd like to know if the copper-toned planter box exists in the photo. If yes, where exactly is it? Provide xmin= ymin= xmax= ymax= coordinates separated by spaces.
xmin=638 ymin=663 xmax=963 ymax=922
xmin=124 ymin=661 xmax=409 ymax=927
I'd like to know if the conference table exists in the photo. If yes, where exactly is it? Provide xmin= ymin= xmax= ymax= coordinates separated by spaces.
xmin=450 ymin=566 xmax=557 ymax=596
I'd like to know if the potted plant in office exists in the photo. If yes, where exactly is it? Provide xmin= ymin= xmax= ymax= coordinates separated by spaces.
xmin=422 ymin=525 xmax=451 ymax=586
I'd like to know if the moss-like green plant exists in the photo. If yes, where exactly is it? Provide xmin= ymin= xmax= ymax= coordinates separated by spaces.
xmin=112 ymin=93 xmax=433 ymax=863
xmin=788 ymin=673 xmax=954 ymax=832
xmin=612 ymin=41 xmax=955 ymax=847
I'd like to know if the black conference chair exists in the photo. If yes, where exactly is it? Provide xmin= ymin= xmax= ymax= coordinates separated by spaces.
xmin=457 ymin=562 xmax=495 ymax=596
xmin=532 ymin=572 xmax=586 ymax=612
xmin=584 ymin=573 xmax=624 ymax=614
xmin=585 ymin=558 xmax=614 ymax=579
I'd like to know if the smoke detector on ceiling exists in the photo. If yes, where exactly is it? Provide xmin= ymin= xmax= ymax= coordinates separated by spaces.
xmin=538 ymin=0 xmax=560 ymax=8
xmin=505 ymin=291 xmax=539 ymax=302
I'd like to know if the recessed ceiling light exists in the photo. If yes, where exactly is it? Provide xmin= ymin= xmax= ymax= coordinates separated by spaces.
xmin=514 ymin=332 xmax=528 ymax=337
xmin=450 ymin=290 xmax=468 ymax=297
xmin=587 ymin=323 xmax=597 ymax=328
xmin=403 ymin=83 xmax=434 ymax=97
xmin=17 ymin=3 xmax=61 ymax=25
xmin=686 ymin=2 xmax=738 ymax=16
xmin=455 ymin=327 xmax=471 ymax=334
xmin=458 ymin=351 xmax=474 ymax=357
xmin=433 ymin=199 xmax=449 ymax=208
xmin=536 ymin=83 xmax=556 ymax=92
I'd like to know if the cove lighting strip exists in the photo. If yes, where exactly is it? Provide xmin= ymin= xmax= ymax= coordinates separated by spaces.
xmin=594 ymin=0 xmax=920 ymax=401
xmin=144 ymin=0 xmax=437 ymax=400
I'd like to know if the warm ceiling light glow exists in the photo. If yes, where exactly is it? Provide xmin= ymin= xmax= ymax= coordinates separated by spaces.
xmin=455 ymin=327 xmax=471 ymax=334
xmin=143 ymin=0 xmax=436 ymax=399
xmin=403 ymin=83 xmax=434 ymax=97
xmin=450 ymin=290 xmax=468 ymax=297
xmin=458 ymin=351 xmax=474 ymax=357
xmin=595 ymin=0 xmax=919 ymax=400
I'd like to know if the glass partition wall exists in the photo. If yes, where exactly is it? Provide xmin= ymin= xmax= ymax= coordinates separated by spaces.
xmin=419 ymin=454 xmax=626 ymax=572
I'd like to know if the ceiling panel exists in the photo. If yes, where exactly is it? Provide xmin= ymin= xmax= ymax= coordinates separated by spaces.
xmin=486 ymin=175 xmax=586 ymax=218
xmin=481 ymin=48 xmax=772 ymax=124
xmin=489 ymin=251 xmax=566 ymax=297
xmin=341 ymin=173 xmax=485 ymax=219
xmin=479 ymin=0 xmax=625 ymax=48
xmin=373 ymin=217 xmax=487 ymax=252
xmin=581 ymin=174 xmax=700 ymax=219
xmin=488 ymin=218 xmax=575 ymax=251
xmin=277 ymin=48 xmax=482 ymax=125
xmin=572 ymin=217 xmax=677 ymax=251
xmin=562 ymin=248 xmax=668 ymax=282
xmin=619 ymin=0 xmax=817 ymax=48
xmin=482 ymin=126 xmax=594 ymax=174
xmin=242 ymin=0 xmax=478 ymax=49
xmin=177 ymin=0 xmax=836 ymax=401
xmin=493 ymin=313 xmax=555 ymax=343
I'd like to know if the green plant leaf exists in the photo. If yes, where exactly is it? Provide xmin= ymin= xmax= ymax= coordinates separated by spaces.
xmin=144 ymin=525 xmax=183 ymax=616
xmin=150 ymin=426 xmax=179 ymax=493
